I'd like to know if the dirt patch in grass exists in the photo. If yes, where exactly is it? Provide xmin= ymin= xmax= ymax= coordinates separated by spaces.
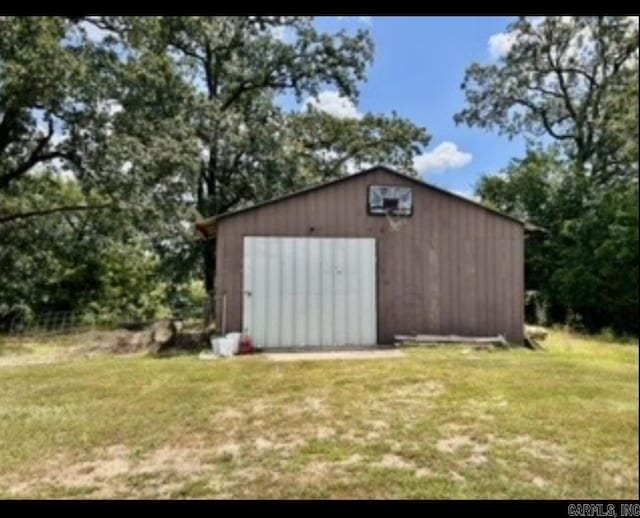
xmin=3 ymin=442 xmax=226 ymax=498
xmin=496 ymin=434 xmax=570 ymax=465
xmin=436 ymin=435 xmax=475 ymax=454
xmin=375 ymin=454 xmax=416 ymax=470
xmin=391 ymin=380 xmax=446 ymax=399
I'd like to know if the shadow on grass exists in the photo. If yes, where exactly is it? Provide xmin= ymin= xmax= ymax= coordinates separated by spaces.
xmin=148 ymin=346 xmax=211 ymax=359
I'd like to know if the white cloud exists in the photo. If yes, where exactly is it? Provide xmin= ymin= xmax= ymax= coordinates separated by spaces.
xmin=488 ymin=17 xmax=543 ymax=60
xmin=413 ymin=142 xmax=472 ymax=174
xmin=488 ymin=31 xmax=518 ymax=60
xmin=79 ymin=19 xmax=112 ymax=43
xmin=305 ymin=90 xmax=362 ymax=119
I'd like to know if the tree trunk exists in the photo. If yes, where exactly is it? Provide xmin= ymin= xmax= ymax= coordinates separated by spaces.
xmin=202 ymin=236 xmax=216 ymax=324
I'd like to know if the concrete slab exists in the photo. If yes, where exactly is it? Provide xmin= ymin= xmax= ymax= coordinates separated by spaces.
xmin=263 ymin=349 xmax=406 ymax=362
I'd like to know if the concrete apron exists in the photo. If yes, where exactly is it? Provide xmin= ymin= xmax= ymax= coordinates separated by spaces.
xmin=263 ymin=349 xmax=406 ymax=362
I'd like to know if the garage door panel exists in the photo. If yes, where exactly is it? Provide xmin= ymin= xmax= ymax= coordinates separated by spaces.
xmin=292 ymin=237 xmax=306 ymax=346
xmin=305 ymin=238 xmax=321 ymax=347
xmin=332 ymin=239 xmax=347 ymax=346
xmin=265 ymin=238 xmax=282 ymax=347
xmin=243 ymin=237 xmax=377 ymax=348
xmin=346 ymin=239 xmax=361 ymax=345
xmin=280 ymin=238 xmax=295 ymax=346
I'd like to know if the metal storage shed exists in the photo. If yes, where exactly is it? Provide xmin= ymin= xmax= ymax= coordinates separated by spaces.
xmin=196 ymin=166 xmax=526 ymax=347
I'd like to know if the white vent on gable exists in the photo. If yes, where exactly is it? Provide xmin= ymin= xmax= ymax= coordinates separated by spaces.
xmin=368 ymin=185 xmax=413 ymax=216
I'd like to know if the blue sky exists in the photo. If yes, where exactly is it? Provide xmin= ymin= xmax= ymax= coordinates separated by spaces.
xmin=306 ymin=16 xmax=527 ymax=198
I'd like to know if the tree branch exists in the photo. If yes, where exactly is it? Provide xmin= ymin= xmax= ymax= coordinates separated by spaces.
xmin=507 ymin=96 xmax=575 ymax=141
xmin=0 ymin=150 xmax=75 ymax=190
xmin=0 ymin=204 xmax=120 ymax=224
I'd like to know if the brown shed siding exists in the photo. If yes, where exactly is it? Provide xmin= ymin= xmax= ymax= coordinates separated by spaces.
xmin=214 ymin=168 xmax=524 ymax=343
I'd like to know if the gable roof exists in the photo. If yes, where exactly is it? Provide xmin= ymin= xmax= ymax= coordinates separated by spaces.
xmin=195 ymin=165 xmax=533 ymax=237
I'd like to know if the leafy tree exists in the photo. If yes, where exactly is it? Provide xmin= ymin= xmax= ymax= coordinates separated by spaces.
xmin=456 ymin=16 xmax=638 ymax=186
xmin=0 ymin=17 xmax=120 ymax=195
xmin=0 ymin=172 xmax=185 ymax=329
xmin=81 ymin=16 xmax=430 ymax=292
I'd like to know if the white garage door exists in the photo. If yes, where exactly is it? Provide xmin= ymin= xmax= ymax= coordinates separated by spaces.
xmin=242 ymin=236 xmax=377 ymax=348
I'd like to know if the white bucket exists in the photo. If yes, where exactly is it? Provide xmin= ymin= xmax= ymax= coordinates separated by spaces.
xmin=225 ymin=332 xmax=241 ymax=352
xmin=211 ymin=336 xmax=238 ymax=357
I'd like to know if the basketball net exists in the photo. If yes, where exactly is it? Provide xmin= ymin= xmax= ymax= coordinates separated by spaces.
xmin=384 ymin=208 xmax=408 ymax=232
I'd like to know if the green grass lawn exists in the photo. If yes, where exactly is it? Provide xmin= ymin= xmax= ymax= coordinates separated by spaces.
xmin=0 ymin=330 xmax=637 ymax=499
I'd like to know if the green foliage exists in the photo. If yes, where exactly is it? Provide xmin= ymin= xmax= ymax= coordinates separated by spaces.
xmin=1 ymin=16 xmax=430 ymax=324
xmin=0 ymin=173 xmax=191 ymax=329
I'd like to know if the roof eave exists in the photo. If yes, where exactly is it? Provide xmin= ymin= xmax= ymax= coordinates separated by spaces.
xmin=195 ymin=217 xmax=217 ymax=238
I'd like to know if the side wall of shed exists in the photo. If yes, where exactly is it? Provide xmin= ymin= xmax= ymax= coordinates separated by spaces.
xmin=214 ymin=169 xmax=524 ymax=343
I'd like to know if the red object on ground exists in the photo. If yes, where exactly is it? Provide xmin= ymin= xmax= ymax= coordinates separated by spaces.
xmin=238 ymin=335 xmax=255 ymax=355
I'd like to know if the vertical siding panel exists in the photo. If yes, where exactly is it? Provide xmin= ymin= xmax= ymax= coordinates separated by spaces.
xmin=460 ymin=205 xmax=469 ymax=335
xmin=414 ymin=191 xmax=424 ymax=334
xmin=451 ymin=200 xmax=461 ymax=334
xmin=445 ymin=196 xmax=455 ymax=333
xmin=422 ymin=189 xmax=433 ymax=334
xmin=295 ymin=237 xmax=305 ymax=345
xmin=505 ymin=223 xmax=515 ymax=341
xmin=319 ymin=238 xmax=330 ymax=344
xmin=505 ymin=225 xmax=518 ymax=341
xmin=495 ymin=220 xmax=504 ymax=335
xmin=476 ymin=212 xmax=487 ymax=335
xmin=483 ymin=216 xmax=492 ymax=335
xmin=428 ymin=192 xmax=441 ymax=333
xmin=410 ymin=183 xmax=421 ymax=335
xmin=494 ymin=220 xmax=503 ymax=335
xmin=469 ymin=205 xmax=478 ymax=335
xmin=491 ymin=219 xmax=501 ymax=335
xmin=467 ymin=204 xmax=478 ymax=336
xmin=383 ymin=203 xmax=396 ymax=340
xmin=226 ymin=218 xmax=240 ymax=332
xmin=280 ymin=238 xmax=293 ymax=346
xmin=306 ymin=238 xmax=320 ymax=346
xmin=516 ymin=226 xmax=525 ymax=342
xmin=496 ymin=219 xmax=510 ymax=336
xmin=333 ymin=239 xmax=347 ymax=345
xmin=485 ymin=213 xmax=494 ymax=335
xmin=439 ymin=194 xmax=451 ymax=333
